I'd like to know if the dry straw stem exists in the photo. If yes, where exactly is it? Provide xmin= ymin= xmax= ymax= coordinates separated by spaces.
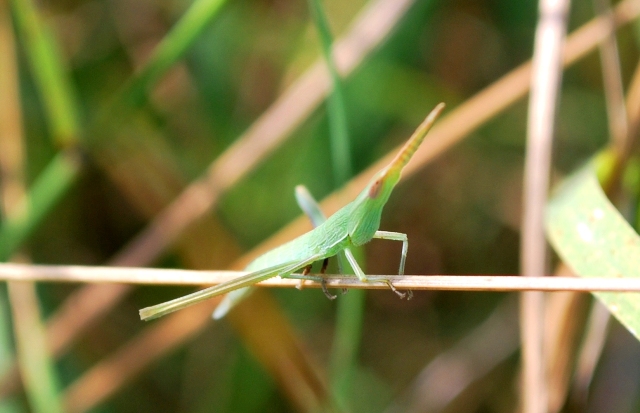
xmin=385 ymin=298 xmax=520 ymax=413
xmin=594 ymin=0 xmax=628 ymax=151
xmin=570 ymin=301 xmax=610 ymax=406
xmin=60 ymin=288 xmax=332 ymax=413
xmin=1 ymin=263 xmax=640 ymax=293
xmin=62 ymin=297 xmax=220 ymax=413
xmin=521 ymin=0 xmax=570 ymax=411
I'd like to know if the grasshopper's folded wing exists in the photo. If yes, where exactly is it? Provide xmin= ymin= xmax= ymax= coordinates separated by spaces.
xmin=213 ymin=187 xmax=328 ymax=320
xmin=212 ymin=287 xmax=253 ymax=320
xmin=140 ymin=254 xmax=323 ymax=321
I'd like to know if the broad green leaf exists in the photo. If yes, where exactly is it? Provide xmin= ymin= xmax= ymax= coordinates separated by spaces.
xmin=546 ymin=162 xmax=640 ymax=341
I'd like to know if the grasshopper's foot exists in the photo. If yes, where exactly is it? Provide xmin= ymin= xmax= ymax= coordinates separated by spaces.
xmin=387 ymin=280 xmax=407 ymax=299
xmin=320 ymin=278 xmax=337 ymax=300
xmin=318 ymin=258 xmax=336 ymax=300
xmin=370 ymin=277 xmax=409 ymax=299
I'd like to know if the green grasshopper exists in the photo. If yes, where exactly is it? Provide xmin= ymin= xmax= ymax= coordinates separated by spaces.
xmin=139 ymin=103 xmax=444 ymax=321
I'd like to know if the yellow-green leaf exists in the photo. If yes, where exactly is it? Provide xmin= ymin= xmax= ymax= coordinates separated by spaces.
xmin=546 ymin=162 xmax=640 ymax=341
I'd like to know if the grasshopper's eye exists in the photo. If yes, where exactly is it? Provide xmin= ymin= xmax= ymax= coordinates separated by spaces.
xmin=368 ymin=179 xmax=382 ymax=198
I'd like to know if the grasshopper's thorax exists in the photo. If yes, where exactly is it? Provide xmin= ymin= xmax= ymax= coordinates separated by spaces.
xmin=347 ymin=166 xmax=401 ymax=246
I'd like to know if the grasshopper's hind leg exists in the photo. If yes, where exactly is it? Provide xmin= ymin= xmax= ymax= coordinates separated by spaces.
xmin=318 ymin=257 xmax=336 ymax=300
xmin=294 ymin=264 xmax=314 ymax=290
xmin=291 ymin=260 xmax=336 ymax=299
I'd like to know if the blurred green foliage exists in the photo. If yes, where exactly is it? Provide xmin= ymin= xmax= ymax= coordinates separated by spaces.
xmin=3 ymin=0 xmax=640 ymax=412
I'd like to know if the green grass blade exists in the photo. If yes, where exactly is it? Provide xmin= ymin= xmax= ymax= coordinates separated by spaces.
xmin=0 ymin=287 xmax=21 ymax=413
xmin=307 ymin=0 xmax=351 ymax=185
xmin=3 ymin=0 xmax=228 ymax=261
xmin=105 ymin=0 xmax=228 ymax=112
xmin=329 ymin=283 xmax=365 ymax=387
xmin=10 ymin=0 xmax=80 ymax=147
xmin=8 ymin=282 xmax=64 ymax=413
xmin=306 ymin=0 xmax=364 ymax=407
xmin=546 ymin=159 xmax=640 ymax=341
xmin=0 ymin=152 xmax=82 ymax=262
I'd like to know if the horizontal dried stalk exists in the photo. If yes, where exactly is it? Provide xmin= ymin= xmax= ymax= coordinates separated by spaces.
xmin=0 ymin=263 xmax=639 ymax=293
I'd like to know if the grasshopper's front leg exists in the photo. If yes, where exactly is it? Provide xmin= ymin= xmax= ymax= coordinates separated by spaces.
xmin=373 ymin=231 xmax=408 ymax=275
xmin=371 ymin=230 xmax=412 ymax=299
xmin=343 ymin=247 xmax=409 ymax=299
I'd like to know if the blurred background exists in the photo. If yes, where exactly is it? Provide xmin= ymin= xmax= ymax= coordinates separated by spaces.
xmin=1 ymin=0 xmax=640 ymax=412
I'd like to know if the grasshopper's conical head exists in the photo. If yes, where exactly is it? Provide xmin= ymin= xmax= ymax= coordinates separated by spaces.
xmin=386 ymin=103 xmax=444 ymax=179
xmin=368 ymin=102 xmax=445 ymax=199
xmin=348 ymin=103 xmax=445 ymax=245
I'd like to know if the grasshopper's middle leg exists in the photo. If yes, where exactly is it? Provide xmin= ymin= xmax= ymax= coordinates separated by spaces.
xmin=288 ymin=259 xmax=335 ymax=299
